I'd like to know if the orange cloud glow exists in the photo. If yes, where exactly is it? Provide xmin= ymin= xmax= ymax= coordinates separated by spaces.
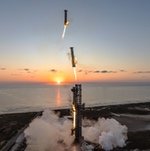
xmin=1 ymin=68 xmax=150 ymax=83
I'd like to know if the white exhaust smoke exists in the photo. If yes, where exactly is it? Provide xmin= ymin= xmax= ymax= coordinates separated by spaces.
xmin=24 ymin=110 xmax=128 ymax=151
xmin=24 ymin=110 xmax=74 ymax=151
xmin=83 ymin=118 xmax=128 ymax=150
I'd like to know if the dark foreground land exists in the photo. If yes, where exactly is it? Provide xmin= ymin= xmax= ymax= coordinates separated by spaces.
xmin=0 ymin=102 xmax=150 ymax=151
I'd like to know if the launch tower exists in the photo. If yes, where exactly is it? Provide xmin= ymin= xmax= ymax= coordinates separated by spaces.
xmin=71 ymin=84 xmax=84 ymax=144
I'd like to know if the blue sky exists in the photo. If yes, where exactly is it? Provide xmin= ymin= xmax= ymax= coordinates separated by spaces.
xmin=0 ymin=0 xmax=150 ymax=82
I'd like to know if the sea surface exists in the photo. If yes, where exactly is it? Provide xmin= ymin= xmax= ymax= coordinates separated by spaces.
xmin=0 ymin=82 xmax=150 ymax=114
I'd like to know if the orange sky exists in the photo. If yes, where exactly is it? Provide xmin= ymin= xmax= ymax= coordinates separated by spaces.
xmin=1 ymin=67 xmax=149 ymax=84
xmin=1 ymin=1 xmax=150 ymax=83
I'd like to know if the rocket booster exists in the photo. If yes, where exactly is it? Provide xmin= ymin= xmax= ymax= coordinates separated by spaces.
xmin=64 ymin=10 xmax=68 ymax=26
xmin=70 ymin=47 xmax=76 ymax=67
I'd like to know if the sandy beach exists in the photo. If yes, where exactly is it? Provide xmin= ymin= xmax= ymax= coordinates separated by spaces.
xmin=0 ymin=102 xmax=150 ymax=151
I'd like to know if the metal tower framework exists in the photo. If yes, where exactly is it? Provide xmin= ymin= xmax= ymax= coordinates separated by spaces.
xmin=71 ymin=84 xmax=84 ymax=143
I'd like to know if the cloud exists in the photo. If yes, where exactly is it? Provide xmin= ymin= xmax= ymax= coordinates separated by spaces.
xmin=108 ymin=71 xmax=117 ymax=73
xmin=78 ymin=70 xmax=83 ymax=73
xmin=101 ymin=70 xmax=117 ymax=74
xmin=120 ymin=70 xmax=126 ymax=72
xmin=84 ymin=71 xmax=88 ymax=75
xmin=50 ymin=69 xmax=57 ymax=73
xmin=78 ymin=69 xmax=117 ymax=74
xmin=24 ymin=68 xmax=30 ymax=71
xmin=11 ymin=74 xmax=19 ymax=76
xmin=93 ymin=70 xmax=101 ymax=73
xmin=101 ymin=70 xmax=108 ymax=73
xmin=134 ymin=71 xmax=150 ymax=74
xmin=85 ymin=70 xmax=93 ymax=74
xmin=0 ymin=68 xmax=6 ymax=70
xmin=19 ymin=68 xmax=38 ymax=74
xmin=19 ymin=68 xmax=30 ymax=73
xmin=78 ymin=70 xmax=93 ymax=74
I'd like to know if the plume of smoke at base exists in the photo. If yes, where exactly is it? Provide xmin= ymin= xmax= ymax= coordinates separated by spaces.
xmin=24 ymin=110 xmax=74 ymax=151
xmin=24 ymin=110 xmax=127 ymax=151
xmin=83 ymin=118 xmax=128 ymax=151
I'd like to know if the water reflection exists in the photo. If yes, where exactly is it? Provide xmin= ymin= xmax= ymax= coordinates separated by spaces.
xmin=56 ymin=87 xmax=61 ymax=107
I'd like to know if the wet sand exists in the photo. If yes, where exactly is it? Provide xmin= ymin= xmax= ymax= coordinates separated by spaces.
xmin=0 ymin=102 xmax=150 ymax=150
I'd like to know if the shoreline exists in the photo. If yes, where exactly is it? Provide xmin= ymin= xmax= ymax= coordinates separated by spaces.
xmin=1 ymin=101 xmax=150 ymax=115
xmin=0 ymin=102 xmax=150 ymax=150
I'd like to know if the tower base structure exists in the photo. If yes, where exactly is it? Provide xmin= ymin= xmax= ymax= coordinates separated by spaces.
xmin=71 ymin=84 xmax=85 ymax=144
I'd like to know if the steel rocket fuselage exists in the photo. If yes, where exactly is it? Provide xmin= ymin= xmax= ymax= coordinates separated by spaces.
xmin=64 ymin=10 xmax=68 ymax=26
xmin=70 ymin=47 xmax=76 ymax=67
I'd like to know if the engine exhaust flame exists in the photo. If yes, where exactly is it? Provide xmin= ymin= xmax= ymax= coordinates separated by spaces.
xmin=62 ymin=26 xmax=66 ymax=40
xmin=62 ymin=22 xmax=69 ymax=40
xmin=62 ymin=9 xmax=69 ymax=40
xmin=72 ymin=104 xmax=76 ymax=130
xmin=73 ymin=67 xmax=77 ymax=81
xmin=65 ymin=21 xmax=69 ymax=27
xmin=70 ymin=47 xmax=78 ymax=81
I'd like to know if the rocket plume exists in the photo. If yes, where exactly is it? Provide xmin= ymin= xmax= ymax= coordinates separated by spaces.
xmin=72 ymin=104 xmax=76 ymax=130
xmin=62 ymin=9 xmax=69 ymax=40
xmin=62 ymin=22 xmax=69 ymax=40
xmin=62 ymin=26 xmax=66 ymax=40
xmin=70 ymin=47 xmax=78 ymax=81
xmin=73 ymin=67 xmax=77 ymax=81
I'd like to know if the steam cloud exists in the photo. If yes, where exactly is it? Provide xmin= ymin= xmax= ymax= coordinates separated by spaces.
xmin=83 ymin=118 xmax=128 ymax=150
xmin=24 ymin=110 xmax=128 ymax=151
xmin=24 ymin=110 xmax=74 ymax=151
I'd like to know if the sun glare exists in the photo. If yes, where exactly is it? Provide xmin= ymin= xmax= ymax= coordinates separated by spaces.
xmin=57 ymin=80 xmax=61 ymax=84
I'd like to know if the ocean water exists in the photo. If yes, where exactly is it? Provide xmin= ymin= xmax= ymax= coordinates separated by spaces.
xmin=0 ymin=82 xmax=150 ymax=114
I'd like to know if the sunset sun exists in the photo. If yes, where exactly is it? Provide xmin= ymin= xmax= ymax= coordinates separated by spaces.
xmin=57 ymin=80 xmax=61 ymax=84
